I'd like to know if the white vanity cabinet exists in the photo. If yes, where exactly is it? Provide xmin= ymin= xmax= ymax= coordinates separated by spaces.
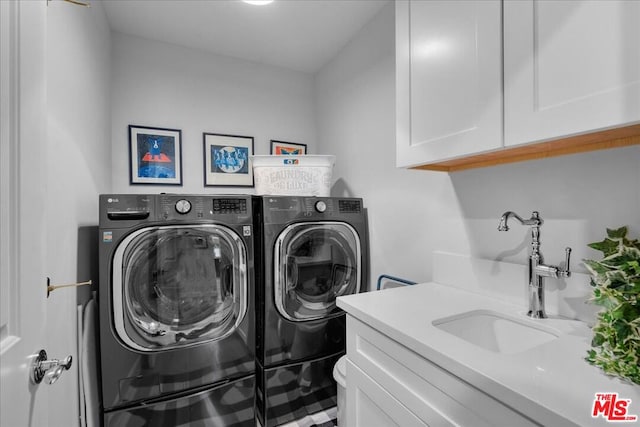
xmin=396 ymin=0 xmax=640 ymax=170
xmin=345 ymin=316 xmax=539 ymax=427
xmin=395 ymin=0 xmax=502 ymax=168
xmin=338 ymin=276 xmax=639 ymax=426
xmin=503 ymin=0 xmax=640 ymax=147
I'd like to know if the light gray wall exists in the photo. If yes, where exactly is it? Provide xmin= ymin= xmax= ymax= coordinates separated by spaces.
xmin=110 ymin=33 xmax=317 ymax=194
xmin=46 ymin=1 xmax=112 ymax=426
xmin=315 ymin=3 xmax=469 ymax=287
xmin=315 ymin=2 xmax=640 ymax=290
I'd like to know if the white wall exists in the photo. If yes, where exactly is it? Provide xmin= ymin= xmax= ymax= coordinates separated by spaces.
xmin=449 ymin=147 xmax=640 ymax=267
xmin=315 ymin=3 xmax=640 ymax=292
xmin=110 ymin=33 xmax=317 ymax=194
xmin=46 ymin=1 xmax=112 ymax=426
xmin=315 ymin=3 xmax=470 ymax=287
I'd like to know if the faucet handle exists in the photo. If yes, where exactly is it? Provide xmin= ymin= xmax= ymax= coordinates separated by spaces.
xmin=560 ymin=247 xmax=572 ymax=278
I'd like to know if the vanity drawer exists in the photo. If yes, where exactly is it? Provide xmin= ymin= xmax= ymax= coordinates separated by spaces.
xmin=346 ymin=316 xmax=539 ymax=427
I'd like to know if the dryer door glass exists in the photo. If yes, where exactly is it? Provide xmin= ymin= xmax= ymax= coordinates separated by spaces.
xmin=112 ymin=224 xmax=248 ymax=351
xmin=275 ymin=222 xmax=361 ymax=321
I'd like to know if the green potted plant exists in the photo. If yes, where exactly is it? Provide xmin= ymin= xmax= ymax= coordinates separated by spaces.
xmin=583 ymin=226 xmax=640 ymax=385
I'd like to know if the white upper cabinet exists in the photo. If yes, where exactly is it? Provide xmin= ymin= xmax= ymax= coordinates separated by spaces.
xmin=397 ymin=0 xmax=640 ymax=170
xmin=504 ymin=0 xmax=640 ymax=147
xmin=396 ymin=0 xmax=502 ymax=167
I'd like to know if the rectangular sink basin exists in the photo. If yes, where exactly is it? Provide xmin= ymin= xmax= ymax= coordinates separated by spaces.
xmin=432 ymin=310 xmax=559 ymax=354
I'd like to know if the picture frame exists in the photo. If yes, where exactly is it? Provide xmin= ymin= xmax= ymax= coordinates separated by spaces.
xmin=129 ymin=125 xmax=182 ymax=185
xmin=203 ymin=133 xmax=254 ymax=187
xmin=270 ymin=140 xmax=307 ymax=155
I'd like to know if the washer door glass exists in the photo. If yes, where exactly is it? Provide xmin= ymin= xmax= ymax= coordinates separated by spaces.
xmin=275 ymin=222 xmax=361 ymax=321
xmin=113 ymin=224 xmax=247 ymax=351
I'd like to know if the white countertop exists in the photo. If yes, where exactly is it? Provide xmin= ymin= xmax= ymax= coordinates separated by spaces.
xmin=337 ymin=282 xmax=640 ymax=427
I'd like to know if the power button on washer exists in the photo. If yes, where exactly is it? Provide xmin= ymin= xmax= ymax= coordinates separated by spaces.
xmin=315 ymin=201 xmax=327 ymax=213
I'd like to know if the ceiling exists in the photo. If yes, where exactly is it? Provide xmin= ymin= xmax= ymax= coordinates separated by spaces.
xmin=101 ymin=0 xmax=389 ymax=74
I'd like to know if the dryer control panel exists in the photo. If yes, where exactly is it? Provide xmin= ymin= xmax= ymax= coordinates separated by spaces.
xmin=263 ymin=196 xmax=364 ymax=224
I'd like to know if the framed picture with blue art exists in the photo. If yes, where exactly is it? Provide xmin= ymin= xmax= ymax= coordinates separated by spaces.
xmin=129 ymin=125 xmax=182 ymax=185
xmin=203 ymin=133 xmax=254 ymax=187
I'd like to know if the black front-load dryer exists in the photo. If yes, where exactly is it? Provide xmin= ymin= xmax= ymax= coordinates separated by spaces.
xmin=254 ymin=196 xmax=369 ymax=427
xmin=97 ymin=194 xmax=255 ymax=426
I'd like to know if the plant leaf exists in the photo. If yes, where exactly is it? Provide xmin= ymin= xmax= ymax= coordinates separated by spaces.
xmin=583 ymin=259 xmax=611 ymax=276
xmin=607 ymin=226 xmax=628 ymax=240
xmin=586 ymin=226 xmax=640 ymax=386
xmin=588 ymin=238 xmax=620 ymax=257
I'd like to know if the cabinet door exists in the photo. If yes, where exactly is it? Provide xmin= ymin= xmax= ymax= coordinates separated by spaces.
xmin=396 ymin=0 xmax=502 ymax=167
xmin=346 ymin=316 xmax=540 ymax=427
xmin=504 ymin=0 xmax=640 ymax=147
xmin=346 ymin=360 xmax=428 ymax=427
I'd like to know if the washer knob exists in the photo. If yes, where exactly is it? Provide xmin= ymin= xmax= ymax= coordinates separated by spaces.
xmin=315 ymin=200 xmax=327 ymax=213
xmin=175 ymin=199 xmax=192 ymax=214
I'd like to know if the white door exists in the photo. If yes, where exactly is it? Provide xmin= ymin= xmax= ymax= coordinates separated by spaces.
xmin=0 ymin=1 xmax=49 ymax=426
xmin=504 ymin=0 xmax=640 ymax=147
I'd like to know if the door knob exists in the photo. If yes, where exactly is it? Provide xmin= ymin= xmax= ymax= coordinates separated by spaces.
xmin=30 ymin=349 xmax=72 ymax=385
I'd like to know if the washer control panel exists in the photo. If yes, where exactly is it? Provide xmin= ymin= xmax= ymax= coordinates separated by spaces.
xmin=175 ymin=199 xmax=192 ymax=214
xmin=157 ymin=195 xmax=249 ymax=220
xmin=213 ymin=198 xmax=248 ymax=215
xmin=102 ymin=194 xmax=252 ymax=223
xmin=102 ymin=195 xmax=152 ymax=222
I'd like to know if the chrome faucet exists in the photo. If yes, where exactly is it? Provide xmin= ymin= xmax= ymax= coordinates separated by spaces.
xmin=498 ymin=211 xmax=571 ymax=318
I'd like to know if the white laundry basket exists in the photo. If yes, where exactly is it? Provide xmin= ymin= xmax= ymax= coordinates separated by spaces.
xmin=333 ymin=355 xmax=347 ymax=427
xmin=252 ymin=155 xmax=335 ymax=196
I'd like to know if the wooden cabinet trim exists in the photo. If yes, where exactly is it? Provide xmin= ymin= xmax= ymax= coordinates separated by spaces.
xmin=412 ymin=124 xmax=640 ymax=172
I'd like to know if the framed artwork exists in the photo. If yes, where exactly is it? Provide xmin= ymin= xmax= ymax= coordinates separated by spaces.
xmin=129 ymin=125 xmax=182 ymax=185
xmin=270 ymin=140 xmax=307 ymax=155
xmin=203 ymin=133 xmax=254 ymax=187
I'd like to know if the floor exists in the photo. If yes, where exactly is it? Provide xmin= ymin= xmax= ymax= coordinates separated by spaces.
xmin=278 ymin=406 xmax=337 ymax=427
